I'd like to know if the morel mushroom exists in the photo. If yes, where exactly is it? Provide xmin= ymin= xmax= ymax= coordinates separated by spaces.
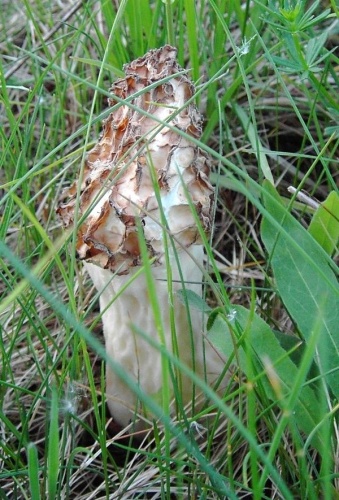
xmin=57 ymin=46 xmax=227 ymax=430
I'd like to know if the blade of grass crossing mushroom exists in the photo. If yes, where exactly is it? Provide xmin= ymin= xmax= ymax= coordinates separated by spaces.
xmin=150 ymin=152 xmax=206 ymax=414
xmin=134 ymin=215 xmax=172 ymax=426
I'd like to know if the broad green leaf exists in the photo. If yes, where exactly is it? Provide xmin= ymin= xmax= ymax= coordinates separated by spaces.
xmin=176 ymin=289 xmax=212 ymax=313
xmin=273 ymin=330 xmax=319 ymax=382
xmin=261 ymin=181 xmax=339 ymax=399
xmin=207 ymin=305 xmax=323 ymax=451
xmin=308 ymin=191 xmax=339 ymax=256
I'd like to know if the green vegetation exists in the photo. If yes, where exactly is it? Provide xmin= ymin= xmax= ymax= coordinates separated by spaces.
xmin=1 ymin=0 xmax=338 ymax=497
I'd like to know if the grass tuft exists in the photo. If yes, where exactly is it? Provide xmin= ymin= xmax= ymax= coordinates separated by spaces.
xmin=1 ymin=0 xmax=338 ymax=498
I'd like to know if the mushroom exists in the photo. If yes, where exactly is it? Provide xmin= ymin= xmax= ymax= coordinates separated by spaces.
xmin=57 ymin=46 xmax=227 ymax=431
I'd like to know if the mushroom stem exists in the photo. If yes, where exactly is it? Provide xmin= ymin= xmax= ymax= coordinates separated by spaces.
xmin=85 ymin=245 xmax=224 ymax=429
xmin=57 ymin=46 xmax=227 ymax=430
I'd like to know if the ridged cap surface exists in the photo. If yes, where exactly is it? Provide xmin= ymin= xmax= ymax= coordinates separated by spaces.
xmin=57 ymin=45 xmax=214 ymax=274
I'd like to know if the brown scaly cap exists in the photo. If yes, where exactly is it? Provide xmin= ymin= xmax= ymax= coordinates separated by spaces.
xmin=57 ymin=45 xmax=214 ymax=275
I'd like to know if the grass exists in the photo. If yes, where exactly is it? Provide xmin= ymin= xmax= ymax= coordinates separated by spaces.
xmin=1 ymin=0 xmax=338 ymax=498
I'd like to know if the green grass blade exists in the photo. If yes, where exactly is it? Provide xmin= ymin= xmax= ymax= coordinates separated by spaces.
xmin=47 ymin=387 xmax=59 ymax=499
xmin=233 ymin=103 xmax=274 ymax=184
xmin=184 ymin=0 xmax=200 ymax=83
xmin=27 ymin=443 xmax=41 ymax=500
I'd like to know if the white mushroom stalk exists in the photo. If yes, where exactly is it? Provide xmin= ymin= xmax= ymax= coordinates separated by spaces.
xmin=57 ymin=46 xmax=227 ymax=431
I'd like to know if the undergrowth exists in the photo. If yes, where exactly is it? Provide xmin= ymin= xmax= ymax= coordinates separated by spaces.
xmin=0 ymin=0 xmax=338 ymax=498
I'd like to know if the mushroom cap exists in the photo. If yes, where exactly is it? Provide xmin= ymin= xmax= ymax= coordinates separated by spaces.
xmin=57 ymin=45 xmax=214 ymax=275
